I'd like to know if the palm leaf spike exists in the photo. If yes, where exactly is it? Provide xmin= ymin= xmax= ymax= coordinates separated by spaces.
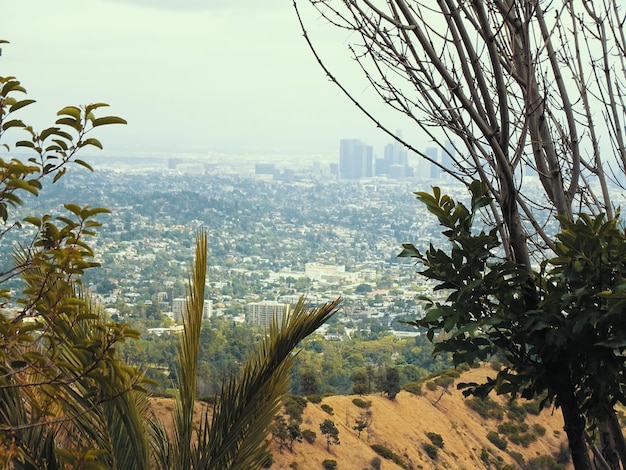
xmin=197 ymin=296 xmax=342 ymax=470
xmin=171 ymin=230 xmax=207 ymax=468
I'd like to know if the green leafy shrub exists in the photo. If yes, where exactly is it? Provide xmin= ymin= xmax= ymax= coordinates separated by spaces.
xmin=422 ymin=442 xmax=438 ymax=459
xmin=302 ymin=429 xmax=317 ymax=444
xmin=526 ymin=455 xmax=565 ymax=470
xmin=352 ymin=397 xmax=372 ymax=409
xmin=487 ymin=431 xmax=507 ymax=450
xmin=426 ymin=381 xmax=437 ymax=391
xmin=532 ymin=423 xmax=546 ymax=437
xmin=425 ymin=432 xmax=444 ymax=448
xmin=370 ymin=444 xmax=407 ymax=468
xmin=506 ymin=400 xmax=527 ymax=422
xmin=404 ymin=381 xmax=422 ymax=396
xmin=322 ymin=459 xmax=337 ymax=470
xmin=321 ymin=403 xmax=334 ymax=415
xmin=284 ymin=394 xmax=308 ymax=423
xmin=307 ymin=394 xmax=322 ymax=404
xmin=509 ymin=451 xmax=525 ymax=465
xmin=523 ymin=400 xmax=542 ymax=415
xmin=466 ymin=396 xmax=504 ymax=420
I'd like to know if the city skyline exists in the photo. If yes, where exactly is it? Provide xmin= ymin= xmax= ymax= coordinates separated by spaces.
xmin=2 ymin=1 xmax=416 ymax=159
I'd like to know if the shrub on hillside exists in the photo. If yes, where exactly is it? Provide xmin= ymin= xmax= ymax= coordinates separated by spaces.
xmin=370 ymin=456 xmax=382 ymax=470
xmin=466 ymin=396 xmax=504 ymax=420
xmin=321 ymin=404 xmax=334 ymax=415
xmin=404 ymin=381 xmax=422 ymax=396
xmin=487 ymin=431 xmax=507 ymax=450
xmin=523 ymin=400 xmax=542 ymax=416
xmin=509 ymin=451 xmax=525 ymax=465
xmin=422 ymin=442 xmax=438 ymax=460
xmin=506 ymin=400 xmax=527 ymax=422
xmin=284 ymin=394 xmax=308 ymax=423
xmin=370 ymin=444 xmax=407 ymax=468
xmin=532 ymin=423 xmax=546 ymax=437
xmin=526 ymin=454 xmax=565 ymax=470
xmin=307 ymin=394 xmax=322 ymax=404
xmin=302 ymin=429 xmax=317 ymax=444
xmin=322 ymin=459 xmax=337 ymax=470
xmin=352 ymin=397 xmax=372 ymax=409
xmin=425 ymin=432 xmax=444 ymax=448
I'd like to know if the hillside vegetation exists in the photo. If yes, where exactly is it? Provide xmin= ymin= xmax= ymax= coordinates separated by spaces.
xmin=153 ymin=365 xmax=573 ymax=469
xmin=273 ymin=366 xmax=571 ymax=469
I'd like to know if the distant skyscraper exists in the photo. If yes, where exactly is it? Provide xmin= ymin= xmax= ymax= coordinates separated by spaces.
xmin=339 ymin=139 xmax=373 ymax=179
xmin=376 ymin=130 xmax=410 ymax=178
xmin=425 ymin=147 xmax=439 ymax=179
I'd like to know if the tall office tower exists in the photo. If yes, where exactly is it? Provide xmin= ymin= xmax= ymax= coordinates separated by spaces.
xmin=339 ymin=139 xmax=373 ymax=179
xmin=247 ymin=301 xmax=288 ymax=327
xmin=393 ymin=129 xmax=408 ymax=166
xmin=425 ymin=147 xmax=439 ymax=179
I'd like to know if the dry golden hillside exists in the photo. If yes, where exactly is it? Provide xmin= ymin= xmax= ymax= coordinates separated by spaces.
xmin=151 ymin=365 xmax=573 ymax=470
xmin=270 ymin=366 xmax=571 ymax=470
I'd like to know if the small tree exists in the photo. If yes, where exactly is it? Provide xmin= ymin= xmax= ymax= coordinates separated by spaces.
xmin=352 ymin=370 xmax=368 ymax=395
xmin=319 ymin=419 xmax=340 ymax=452
xmin=353 ymin=411 xmax=372 ymax=439
xmin=383 ymin=367 xmax=401 ymax=400
xmin=287 ymin=422 xmax=303 ymax=452
xmin=271 ymin=415 xmax=289 ymax=453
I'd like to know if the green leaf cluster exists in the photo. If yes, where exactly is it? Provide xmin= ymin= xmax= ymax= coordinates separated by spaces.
xmin=404 ymin=182 xmax=626 ymax=438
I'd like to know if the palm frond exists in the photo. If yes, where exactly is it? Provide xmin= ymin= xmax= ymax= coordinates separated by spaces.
xmin=171 ymin=231 xmax=207 ymax=468
xmin=197 ymin=296 xmax=342 ymax=470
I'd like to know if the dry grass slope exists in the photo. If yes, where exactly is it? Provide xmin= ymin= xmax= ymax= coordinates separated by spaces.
xmin=270 ymin=366 xmax=571 ymax=470
xmin=150 ymin=365 xmax=573 ymax=469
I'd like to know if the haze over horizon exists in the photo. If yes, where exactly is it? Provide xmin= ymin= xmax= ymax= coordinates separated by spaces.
xmin=2 ymin=1 xmax=411 ymax=159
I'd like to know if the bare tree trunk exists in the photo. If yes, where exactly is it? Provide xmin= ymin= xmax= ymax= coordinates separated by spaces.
xmin=561 ymin=383 xmax=593 ymax=470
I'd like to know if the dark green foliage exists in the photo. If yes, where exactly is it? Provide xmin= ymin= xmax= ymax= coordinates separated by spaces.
xmin=320 ymin=419 xmax=340 ymax=451
xmin=466 ymin=396 xmax=504 ymax=420
xmin=523 ymin=400 xmax=542 ymax=416
xmin=509 ymin=451 xmax=525 ymax=465
xmin=302 ymin=429 xmax=317 ymax=444
xmin=352 ymin=397 xmax=371 ymax=409
xmin=370 ymin=456 xmax=382 ymax=470
xmin=526 ymin=454 xmax=565 ymax=470
xmin=497 ymin=421 xmax=536 ymax=447
xmin=425 ymin=381 xmax=437 ymax=391
xmin=486 ymin=431 xmax=507 ymax=450
xmin=404 ymin=381 xmax=422 ymax=396
xmin=422 ymin=442 xmax=438 ymax=460
xmin=321 ymin=403 xmax=334 ymax=415
xmin=322 ymin=459 xmax=337 ymax=470
xmin=506 ymin=400 xmax=527 ymax=422
xmin=370 ymin=444 xmax=408 ymax=468
xmin=284 ymin=394 xmax=308 ymax=424
xmin=352 ymin=370 xmax=369 ymax=395
xmin=425 ymin=432 xmax=444 ymax=448
xmin=300 ymin=370 xmax=320 ymax=396
xmin=307 ymin=394 xmax=322 ymax=404
xmin=532 ymin=423 xmax=546 ymax=437
xmin=402 ymin=183 xmax=626 ymax=467
xmin=382 ymin=367 xmax=401 ymax=400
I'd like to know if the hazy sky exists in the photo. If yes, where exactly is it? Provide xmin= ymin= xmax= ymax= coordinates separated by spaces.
xmin=2 ymin=0 xmax=402 ymax=158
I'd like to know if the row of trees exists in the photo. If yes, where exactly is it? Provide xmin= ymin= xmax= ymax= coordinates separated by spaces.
xmin=296 ymin=1 xmax=626 ymax=468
